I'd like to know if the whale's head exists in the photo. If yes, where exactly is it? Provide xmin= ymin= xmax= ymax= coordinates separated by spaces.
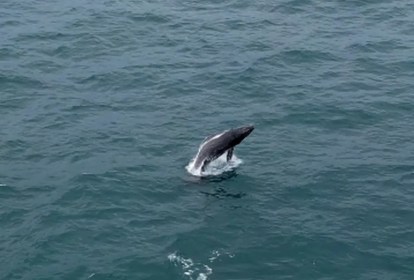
xmin=229 ymin=125 xmax=254 ymax=146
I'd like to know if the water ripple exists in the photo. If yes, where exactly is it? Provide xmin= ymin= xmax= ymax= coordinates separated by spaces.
xmin=1 ymin=0 xmax=414 ymax=279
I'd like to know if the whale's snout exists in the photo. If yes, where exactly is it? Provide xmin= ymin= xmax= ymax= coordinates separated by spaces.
xmin=245 ymin=125 xmax=254 ymax=134
xmin=235 ymin=125 xmax=254 ymax=140
xmin=240 ymin=125 xmax=254 ymax=136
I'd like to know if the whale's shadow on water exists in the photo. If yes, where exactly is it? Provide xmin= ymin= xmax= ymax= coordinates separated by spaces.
xmin=200 ymin=187 xmax=247 ymax=199
xmin=185 ymin=169 xmax=247 ymax=199
xmin=187 ymin=170 xmax=247 ymax=199
xmin=202 ymin=169 xmax=238 ymax=182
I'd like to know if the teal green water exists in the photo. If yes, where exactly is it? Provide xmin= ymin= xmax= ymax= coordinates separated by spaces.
xmin=1 ymin=0 xmax=414 ymax=279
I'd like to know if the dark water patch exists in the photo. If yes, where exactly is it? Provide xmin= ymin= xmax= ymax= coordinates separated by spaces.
xmin=15 ymin=31 xmax=74 ymax=43
xmin=336 ymin=0 xmax=390 ymax=7
xmin=74 ymin=70 xmax=159 ymax=92
xmin=38 ymin=45 xmax=73 ymax=59
xmin=22 ymin=59 xmax=64 ymax=74
xmin=56 ymin=176 xmax=134 ymax=210
xmin=200 ymin=187 xmax=246 ymax=200
xmin=271 ymin=1 xmax=309 ymax=14
xmin=353 ymin=57 xmax=394 ymax=75
xmin=281 ymin=104 xmax=381 ymax=129
xmin=63 ymin=99 xmax=113 ymax=113
xmin=0 ymin=182 xmax=14 ymax=193
xmin=127 ymin=12 xmax=172 ymax=24
xmin=0 ymin=47 xmax=25 ymax=60
xmin=0 ymin=208 xmax=31 ymax=229
xmin=178 ymin=0 xmax=236 ymax=11
xmin=348 ymin=39 xmax=408 ymax=54
xmin=330 ymin=80 xmax=379 ymax=92
xmin=371 ymin=99 xmax=413 ymax=115
xmin=0 ymin=139 xmax=29 ymax=160
xmin=0 ymin=19 xmax=21 ymax=28
xmin=0 ymin=73 xmax=46 ymax=91
xmin=280 ymin=49 xmax=340 ymax=65
xmin=386 ymin=60 xmax=414 ymax=75
xmin=253 ymin=53 xmax=288 ymax=70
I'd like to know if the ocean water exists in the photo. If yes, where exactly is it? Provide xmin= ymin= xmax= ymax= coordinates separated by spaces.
xmin=1 ymin=0 xmax=414 ymax=279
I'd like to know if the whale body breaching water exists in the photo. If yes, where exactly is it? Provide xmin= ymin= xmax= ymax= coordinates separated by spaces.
xmin=186 ymin=125 xmax=254 ymax=176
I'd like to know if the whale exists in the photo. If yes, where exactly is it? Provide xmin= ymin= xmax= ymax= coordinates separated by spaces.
xmin=192 ymin=125 xmax=254 ymax=172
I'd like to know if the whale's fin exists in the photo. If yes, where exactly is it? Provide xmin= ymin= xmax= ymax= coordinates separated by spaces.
xmin=226 ymin=147 xmax=234 ymax=161
xmin=201 ymin=159 xmax=211 ymax=172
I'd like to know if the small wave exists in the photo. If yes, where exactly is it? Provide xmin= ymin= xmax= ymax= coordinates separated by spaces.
xmin=185 ymin=153 xmax=243 ymax=177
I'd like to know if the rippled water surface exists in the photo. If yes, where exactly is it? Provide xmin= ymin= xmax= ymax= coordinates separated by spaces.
xmin=1 ymin=0 xmax=414 ymax=279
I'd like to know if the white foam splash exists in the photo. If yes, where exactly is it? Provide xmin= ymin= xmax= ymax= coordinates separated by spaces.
xmin=168 ymin=252 xmax=213 ymax=280
xmin=196 ymin=272 xmax=209 ymax=280
xmin=186 ymin=153 xmax=243 ymax=177
xmin=208 ymin=249 xmax=235 ymax=262
xmin=208 ymin=250 xmax=221 ymax=262
xmin=168 ymin=250 xmax=235 ymax=279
